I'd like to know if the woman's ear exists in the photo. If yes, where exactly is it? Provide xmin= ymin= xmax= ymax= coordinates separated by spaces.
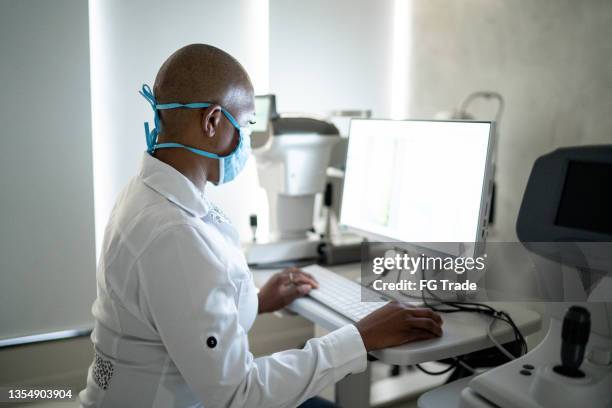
xmin=202 ymin=105 xmax=223 ymax=138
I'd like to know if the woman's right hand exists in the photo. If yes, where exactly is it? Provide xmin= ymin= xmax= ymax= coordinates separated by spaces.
xmin=355 ymin=302 xmax=443 ymax=352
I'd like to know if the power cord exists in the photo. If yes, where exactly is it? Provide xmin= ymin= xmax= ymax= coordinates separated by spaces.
xmin=415 ymin=362 xmax=456 ymax=376
xmin=365 ymin=258 xmax=528 ymax=368
xmin=487 ymin=316 xmax=519 ymax=361
xmin=415 ymin=357 xmax=476 ymax=376
xmin=420 ymin=283 xmax=528 ymax=359
xmin=416 ymin=266 xmax=528 ymax=360
xmin=366 ymin=265 xmax=528 ymax=359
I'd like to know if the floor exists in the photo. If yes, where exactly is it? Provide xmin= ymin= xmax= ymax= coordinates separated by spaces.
xmin=20 ymin=397 xmax=422 ymax=408
xmin=19 ymin=362 xmax=451 ymax=408
xmin=20 ymin=400 xmax=420 ymax=408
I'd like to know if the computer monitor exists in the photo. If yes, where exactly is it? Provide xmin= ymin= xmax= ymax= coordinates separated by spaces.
xmin=253 ymin=94 xmax=276 ymax=133
xmin=340 ymin=119 xmax=495 ymax=255
xmin=251 ymin=95 xmax=277 ymax=149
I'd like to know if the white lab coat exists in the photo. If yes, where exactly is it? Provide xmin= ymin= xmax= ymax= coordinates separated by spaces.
xmin=79 ymin=153 xmax=367 ymax=408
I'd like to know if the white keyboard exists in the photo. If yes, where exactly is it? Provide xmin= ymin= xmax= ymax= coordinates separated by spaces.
xmin=302 ymin=264 xmax=390 ymax=322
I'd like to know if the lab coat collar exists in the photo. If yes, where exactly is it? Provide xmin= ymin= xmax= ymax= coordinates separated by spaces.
xmin=139 ymin=152 xmax=211 ymax=218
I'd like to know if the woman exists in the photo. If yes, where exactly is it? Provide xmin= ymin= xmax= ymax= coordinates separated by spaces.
xmin=79 ymin=43 xmax=442 ymax=408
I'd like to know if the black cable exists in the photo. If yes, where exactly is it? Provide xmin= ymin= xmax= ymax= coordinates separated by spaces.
xmin=419 ymin=267 xmax=528 ymax=358
xmin=427 ymin=301 xmax=527 ymax=357
xmin=365 ymin=258 xmax=529 ymax=359
xmin=415 ymin=362 xmax=456 ymax=376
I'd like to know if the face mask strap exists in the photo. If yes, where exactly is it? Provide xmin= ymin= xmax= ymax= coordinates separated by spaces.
xmin=220 ymin=109 xmax=241 ymax=129
xmin=156 ymin=102 xmax=211 ymax=110
xmin=139 ymin=83 xmax=249 ymax=156
xmin=214 ymin=110 xmax=249 ymax=156
xmin=158 ymin=101 xmax=242 ymax=130
xmin=154 ymin=142 xmax=222 ymax=159
xmin=139 ymin=84 xmax=161 ymax=153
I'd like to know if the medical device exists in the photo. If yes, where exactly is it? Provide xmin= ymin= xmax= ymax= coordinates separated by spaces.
xmin=453 ymin=145 xmax=612 ymax=408
xmin=340 ymin=119 xmax=495 ymax=258
xmin=245 ymin=95 xmax=341 ymax=265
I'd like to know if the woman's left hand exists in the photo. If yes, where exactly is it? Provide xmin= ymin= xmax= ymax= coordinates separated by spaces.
xmin=257 ymin=267 xmax=319 ymax=314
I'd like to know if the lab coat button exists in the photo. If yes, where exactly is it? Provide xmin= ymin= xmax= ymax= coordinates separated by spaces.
xmin=206 ymin=336 xmax=217 ymax=348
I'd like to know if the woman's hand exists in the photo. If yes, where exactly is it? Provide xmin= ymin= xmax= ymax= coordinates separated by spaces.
xmin=355 ymin=302 xmax=443 ymax=351
xmin=258 ymin=267 xmax=319 ymax=314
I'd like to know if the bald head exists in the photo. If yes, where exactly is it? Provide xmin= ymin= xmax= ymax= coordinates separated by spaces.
xmin=154 ymin=44 xmax=254 ymax=136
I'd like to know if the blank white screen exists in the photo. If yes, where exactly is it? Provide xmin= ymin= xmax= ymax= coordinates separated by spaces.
xmin=340 ymin=119 xmax=491 ymax=243
xmin=253 ymin=96 xmax=271 ymax=133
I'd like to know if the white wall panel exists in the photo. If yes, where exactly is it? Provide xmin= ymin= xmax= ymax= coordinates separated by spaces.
xmin=0 ymin=0 xmax=95 ymax=341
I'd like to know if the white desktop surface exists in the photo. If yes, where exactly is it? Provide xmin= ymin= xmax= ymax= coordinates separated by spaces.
xmin=252 ymin=263 xmax=542 ymax=366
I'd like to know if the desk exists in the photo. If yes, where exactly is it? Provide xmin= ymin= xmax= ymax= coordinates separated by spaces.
xmin=252 ymin=263 xmax=542 ymax=407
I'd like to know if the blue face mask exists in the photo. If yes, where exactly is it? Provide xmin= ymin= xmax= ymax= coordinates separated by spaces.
xmin=139 ymin=84 xmax=252 ymax=185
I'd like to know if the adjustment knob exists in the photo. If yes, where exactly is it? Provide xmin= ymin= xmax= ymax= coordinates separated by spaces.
xmin=554 ymin=306 xmax=591 ymax=378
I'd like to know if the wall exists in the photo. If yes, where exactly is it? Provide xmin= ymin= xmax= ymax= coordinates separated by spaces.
xmin=0 ymin=0 xmax=95 ymax=341
xmin=269 ymin=0 xmax=395 ymax=117
xmin=0 ymin=337 xmax=93 ymax=398
xmin=404 ymin=0 xmax=612 ymax=242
